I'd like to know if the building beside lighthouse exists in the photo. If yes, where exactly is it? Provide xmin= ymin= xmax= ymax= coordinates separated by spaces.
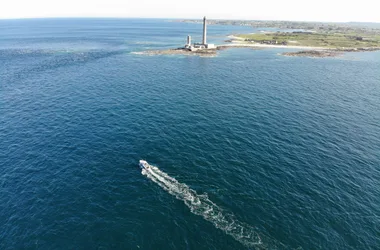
xmin=184 ymin=16 xmax=215 ymax=51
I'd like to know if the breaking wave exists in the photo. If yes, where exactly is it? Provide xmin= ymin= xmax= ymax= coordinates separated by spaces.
xmin=141 ymin=161 xmax=284 ymax=249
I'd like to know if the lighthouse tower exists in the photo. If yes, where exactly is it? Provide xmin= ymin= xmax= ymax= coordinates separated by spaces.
xmin=183 ymin=16 xmax=215 ymax=51
xmin=202 ymin=16 xmax=207 ymax=45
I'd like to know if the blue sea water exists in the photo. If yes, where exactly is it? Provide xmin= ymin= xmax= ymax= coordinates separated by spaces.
xmin=1 ymin=18 xmax=380 ymax=250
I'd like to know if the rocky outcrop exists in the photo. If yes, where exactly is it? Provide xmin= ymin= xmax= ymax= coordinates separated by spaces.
xmin=335 ymin=47 xmax=380 ymax=52
xmin=282 ymin=50 xmax=342 ymax=58
xmin=134 ymin=48 xmax=217 ymax=57
xmin=283 ymin=47 xmax=380 ymax=57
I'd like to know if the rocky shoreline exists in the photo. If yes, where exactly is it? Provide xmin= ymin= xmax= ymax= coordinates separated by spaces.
xmin=133 ymin=45 xmax=266 ymax=57
xmin=133 ymin=44 xmax=380 ymax=58
xmin=282 ymin=47 xmax=380 ymax=58
xmin=282 ymin=50 xmax=342 ymax=58
xmin=133 ymin=48 xmax=217 ymax=57
xmin=335 ymin=47 xmax=380 ymax=52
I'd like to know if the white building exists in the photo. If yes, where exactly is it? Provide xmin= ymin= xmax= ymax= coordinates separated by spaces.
xmin=184 ymin=16 xmax=216 ymax=51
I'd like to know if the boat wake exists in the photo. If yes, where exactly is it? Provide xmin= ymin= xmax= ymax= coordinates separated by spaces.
xmin=141 ymin=161 xmax=283 ymax=249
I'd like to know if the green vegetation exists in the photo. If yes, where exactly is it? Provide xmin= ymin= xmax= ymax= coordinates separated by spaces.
xmin=237 ymin=32 xmax=380 ymax=48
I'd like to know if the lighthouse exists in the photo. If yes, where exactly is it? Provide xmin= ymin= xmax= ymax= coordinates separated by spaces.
xmin=202 ymin=16 xmax=207 ymax=45
xmin=183 ymin=16 xmax=215 ymax=51
xmin=187 ymin=35 xmax=191 ymax=46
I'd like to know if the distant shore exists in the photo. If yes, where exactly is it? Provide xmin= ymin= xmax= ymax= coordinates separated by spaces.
xmin=162 ymin=19 xmax=380 ymax=57
xmin=133 ymin=32 xmax=380 ymax=58
xmin=230 ymin=32 xmax=380 ymax=57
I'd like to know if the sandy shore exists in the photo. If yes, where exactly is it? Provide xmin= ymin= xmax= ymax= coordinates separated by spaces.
xmin=220 ymin=43 xmax=327 ymax=50
xmin=226 ymin=35 xmax=328 ymax=50
xmin=227 ymin=35 xmax=246 ymax=41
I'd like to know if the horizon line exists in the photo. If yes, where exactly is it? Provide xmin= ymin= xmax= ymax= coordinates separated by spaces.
xmin=0 ymin=16 xmax=379 ymax=24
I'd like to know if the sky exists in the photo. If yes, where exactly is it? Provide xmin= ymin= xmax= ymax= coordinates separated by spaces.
xmin=1 ymin=0 xmax=379 ymax=23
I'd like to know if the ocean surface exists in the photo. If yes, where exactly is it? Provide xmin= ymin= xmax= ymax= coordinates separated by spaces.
xmin=1 ymin=18 xmax=380 ymax=250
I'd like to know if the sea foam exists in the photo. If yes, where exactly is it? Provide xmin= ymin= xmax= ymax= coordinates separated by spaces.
xmin=141 ymin=161 xmax=284 ymax=249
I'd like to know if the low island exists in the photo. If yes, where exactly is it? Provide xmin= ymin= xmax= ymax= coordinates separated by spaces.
xmin=136 ymin=18 xmax=380 ymax=58
xmin=233 ymin=30 xmax=380 ymax=57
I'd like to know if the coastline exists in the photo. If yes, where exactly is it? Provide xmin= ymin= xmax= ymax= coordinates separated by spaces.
xmin=133 ymin=33 xmax=380 ymax=58
xmin=226 ymin=35 xmax=329 ymax=49
xmin=220 ymin=42 xmax=326 ymax=50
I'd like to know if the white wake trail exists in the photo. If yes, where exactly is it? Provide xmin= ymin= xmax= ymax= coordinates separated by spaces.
xmin=141 ymin=162 xmax=281 ymax=249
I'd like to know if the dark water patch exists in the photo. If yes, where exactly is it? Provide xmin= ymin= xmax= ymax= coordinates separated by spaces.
xmin=1 ymin=49 xmax=125 ymax=83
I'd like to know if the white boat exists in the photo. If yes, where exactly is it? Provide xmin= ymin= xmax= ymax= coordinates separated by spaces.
xmin=139 ymin=160 xmax=149 ymax=170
